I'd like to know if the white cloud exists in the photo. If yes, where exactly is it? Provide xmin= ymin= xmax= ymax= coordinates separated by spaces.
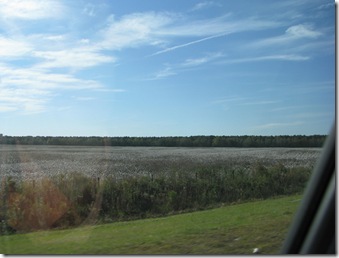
xmin=254 ymin=121 xmax=304 ymax=130
xmin=0 ymin=63 xmax=112 ymax=113
xmin=211 ymin=97 xmax=281 ymax=111
xmin=74 ymin=96 xmax=95 ymax=101
xmin=211 ymin=96 xmax=247 ymax=105
xmin=0 ymin=4 xmax=128 ymax=114
xmin=270 ymin=106 xmax=300 ymax=112
xmin=150 ymin=16 xmax=280 ymax=56
xmin=317 ymin=2 xmax=334 ymax=10
xmin=191 ymin=1 xmax=222 ymax=11
xmin=286 ymin=24 xmax=322 ymax=38
xmin=157 ymin=15 xmax=279 ymax=37
xmin=150 ymin=33 xmax=228 ymax=56
xmin=43 ymin=35 xmax=66 ymax=42
xmin=0 ymin=105 xmax=17 ymax=112
xmin=82 ymin=3 xmax=96 ymax=17
xmin=288 ymin=112 xmax=331 ymax=119
xmin=34 ymin=48 xmax=115 ymax=70
xmin=97 ymin=12 xmax=280 ymax=56
xmin=0 ymin=5 xmax=328 ymax=118
xmin=95 ymin=88 xmax=126 ymax=93
xmin=219 ymin=54 xmax=310 ymax=64
xmin=57 ymin=106 xmax=72 ymax=112
xmin=241 ymin=100 xmax=280 ymax=106
xmin=287 ymin=39 xmax=334 ymax=55
xmin=182 ymin=52 xmax=223 ymax=67
xmin=146 ymin=52 xmax=223 ymax=80
xmin=250 ymin=24 xmax=322 ymax=48
xmin=0 ymin=37 xmax=32 ymax=58
xmin=0 ymin=87 xmax=49 ymax=114
xmin=99 ymin=12 xmax=174 ymax=50
xmin=148 ymin=67 xmax=176 ymax=80
xmin=0 ymin=0 xmax=65 ymax=20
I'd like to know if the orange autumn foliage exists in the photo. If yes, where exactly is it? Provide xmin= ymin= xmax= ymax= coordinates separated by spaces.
xmin=7 ymin=179 xmax=70 ymax=232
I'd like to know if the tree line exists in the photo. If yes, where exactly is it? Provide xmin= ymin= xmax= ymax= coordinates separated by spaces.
xmin=0 ymin=135 xmax=326 ymax=147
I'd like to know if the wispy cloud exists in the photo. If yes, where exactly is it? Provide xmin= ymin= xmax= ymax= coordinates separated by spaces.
xmin=99 ymin=12 xmax=175 ymax=50
xmin=33 ymin=48 xmax=115 ymax=70
xmin=148 ymin=14 xmax=280 ymax=56
xmin=190 ymin=1 xmax=222 ymax=11
xmin=0 ymin=37 xmax=32 ymax=58
xmin=82 ymin=3 xmax=96 ymax=17
xmin=0 ymin=2 xmax=128 ymax=114
xmin=0 ymin=10 xmax=282 ymax=71
xmin=0 ymin=63 xmax=116 ymax=113
xmin=288 ymin=112 xmax=332 ymax=119
xmin=0 ymin=0 xmax=65 ymax=20
xmin=287 ymin=39 xmax=334 ymax=55
xmin=241 ymin=100 xmax=280 ymax=106
xmin=0 ymin=2 xmax=331 ymax=120
xmin=99 ymin=11 xmax=262 ymax=56
xmin=94 ymin=88 xmax=126 ymax=93
xmin=219 ymin=54 xmax=310 ymax=64
xmin=0 ymin=87 xmax=50 ymax=114
xmin=0 ymin=105 xmax=18 ymax=112
xmin=150 ymin=33 xmax=228 ymax=56
xmin=181 ymin=52 xmax=223 ymax=67
xmin=317 ymin=2 xmax=335 ymax=10
xmin=249 ymin=24 xmax=322 ymax=48
xmin=0 ymin=64 xmax=103 ymax=90
xmin=74 ymin=96 xmax=96 ymax=101
xmin=270 ymin=106 xmax=301 ymax=112
xmin=211 ymin=96 xmax=248 ymax=105
xmin=253 ymin=121 xmax=304 ymax=130
xmin=146 ymin=52 xmax=223 ymax=80
xmin=211 ymin=96 xmax=280 ymax=111
xmin=146 ymin=67 xmax=176 ymax=81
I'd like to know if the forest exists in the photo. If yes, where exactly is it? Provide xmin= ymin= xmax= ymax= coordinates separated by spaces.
xmin=0 ymin=134 xmax=326 ymax=147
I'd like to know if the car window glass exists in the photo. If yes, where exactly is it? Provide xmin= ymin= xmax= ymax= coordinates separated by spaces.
xmin=0 ymin=0 xmax=334 ymax=255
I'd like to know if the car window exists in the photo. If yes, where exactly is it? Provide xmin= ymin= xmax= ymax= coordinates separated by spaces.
xmin=0 ymin=0 xmax=334 ymax=255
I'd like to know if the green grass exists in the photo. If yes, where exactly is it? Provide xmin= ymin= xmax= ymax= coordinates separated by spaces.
xmin=0 ymin=195 xmax=302 ymax=255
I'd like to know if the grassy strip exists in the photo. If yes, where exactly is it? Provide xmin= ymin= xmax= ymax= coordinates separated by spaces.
xmin=0 ymin=195 xmax=301 ymax=255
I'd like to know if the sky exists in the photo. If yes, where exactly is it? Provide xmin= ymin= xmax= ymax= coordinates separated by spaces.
xmin=0 ymin=0 xmax=335 ymax=137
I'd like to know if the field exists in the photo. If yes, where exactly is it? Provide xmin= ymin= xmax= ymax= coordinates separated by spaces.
xmin=0 ymin=195 xmax=302 ymax=254
xmin=0 ymin=145 xmax=321 ymax=181
xmin=0 ymin=144 xmax=321 ymax=251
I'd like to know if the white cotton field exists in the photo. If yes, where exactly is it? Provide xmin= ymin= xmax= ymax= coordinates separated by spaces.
xmin=0 ymin=145 xmax=322 ymax=182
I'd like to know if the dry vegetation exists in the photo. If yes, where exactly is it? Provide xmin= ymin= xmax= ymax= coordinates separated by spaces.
xmin=0 ymin=145 xmax=321 ymax=181
xmin=0 ymin=145 xmax=321 ymax=234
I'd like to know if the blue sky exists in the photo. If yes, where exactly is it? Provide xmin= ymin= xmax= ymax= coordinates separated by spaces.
xmin=0 ymin=0 xmax=335 ymax=137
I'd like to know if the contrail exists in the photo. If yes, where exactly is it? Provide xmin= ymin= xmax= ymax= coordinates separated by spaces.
xmin=149 ymin=32 xmax=229 ymax=57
